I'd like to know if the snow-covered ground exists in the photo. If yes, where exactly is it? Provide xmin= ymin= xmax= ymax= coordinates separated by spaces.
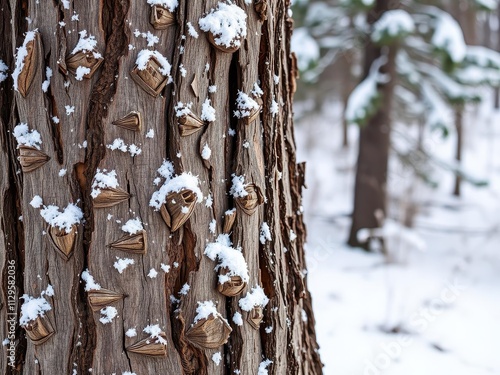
xmin=296 ymin=97 xmax=500 ymax=374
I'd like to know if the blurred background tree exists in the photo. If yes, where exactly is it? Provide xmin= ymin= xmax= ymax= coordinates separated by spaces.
xmin=292 ymin=0 xmax=500 ymax=249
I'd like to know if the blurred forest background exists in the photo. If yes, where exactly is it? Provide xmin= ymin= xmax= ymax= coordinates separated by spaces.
xmin=291 ymin=0 xmax=500 ymax=374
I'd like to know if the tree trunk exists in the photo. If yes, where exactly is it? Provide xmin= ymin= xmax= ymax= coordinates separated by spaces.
xmin=0 ymin=1 xmax=322 ymax=374
xmin=347 ymin=0 xmax=399 ymax=248
xmin=453 ymin=107 xmax=463 ymax=197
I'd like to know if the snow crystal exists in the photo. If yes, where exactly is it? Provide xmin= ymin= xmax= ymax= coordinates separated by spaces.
xmin=161 ymin=263 xmax=171 ymax=273
xmin=106 ymin=139 xmax=142 ymax=157
xmin=61 ymin=0 xmax=70 ymax=9
xmin=52 ymin=116 xmax=60 ymax=124
xmin=265 ymin=326 xmax=273 ymax=333
xmin=212 ymin=352 xmax=222 ymax=366
xmin=301 ymin=309 xmax=308 ymax=322
xmin=81 ymin=269 xmax=101 ymax=291
xmin=71 ymin=12 xmax=79 ymax=21
xmin=209 ymin=85 xmax=217 ymax=93
xmin=187 ymin=21 xmax=199 ymax=38
xmin=135 ymin=49 xmax=171 ymax=76
xmin=146 ymin=129 xmax=155 ymax=138
xmin=39 ymin=202 xmax=83 ymax=233
xmin=149 ymin=160 xmax=203 ymax=210
xmin=198 ymin=3 xmax=247 ymax=48
xmin=289 ymin=229 xmax=297 ymax=241
xmin=0 ymin=60 xmax=8 ymax=83
xmin=201 ymin=98 xmax=216 ymax=122
xmin=41 ymin=67 xmax=52 ymax=92
xmin=59 ymin=169 xmax=67 ymax=177
xmin=30 ymin=195 xmax=43 ymax=208
xmin=143 ymin=324 xmax=167 ymax=345
xmin=148 ymin=268 xmax=158 ymax=278
xmin=229 ymin=174 xmax=248 ymax=198
xmin=234 ymin=91 xmax=259 ymax=119
xmin=13 ymin=123 xmax=42 ymax=149
xmin=121 ymin=218 xmax=143 ymax=235
xmin=113 ymin=257 xmax=135 ymax=274
xmin=179 ymin=64 xmax=187 ymax=77
xmin=192 ymin=300 xmax=219 ymax=324
xmin=179 ymin=283 xmax=190 ymax=295
xmin=232 ymin=311 xmax=243 ymax=326
xmin=13 ymin=30 xmax=38 ymax=93
xmin=201 ymin=143 xmax=212 ymax=160
xmin=239 ymin=285 xmax=269 ymax=312
xmin=258 ymin=359 xmax=273 ymax=375
xmin=270 ymin=99 xmax=279 ymax=117
xmin=75 ymin=66 xmax=91 ymax=81
xmin=65 ymin=105 xmax=75 ymax=116
xmin=205 ymin=194 xmax=213 ymax=207
xmin=205 ymin=234 xmax=250 ymax=283
xmin=174 ymin=101 xmax=192 ymax=117
xmin=431 ymin=10 xmax=466 ymax=63
xmin=146 ymin=0 xmax=178 ymax=12
xmin=371 ymin=9 xmax=415 ymax=42
xmin=19 ymin=294 xmax=52 ymax=326
xmin=125 ymin=328 xmax=137 ymax=337
xmin=91 ymin=169 xmax=119 ymax=198
xmin=251 ymin=82 xmax=263 ymax=97
xmin=99 ymin=306 xmax=118 ymax=324
xmin=260 ymin=222 xmax=272 ymax=244
xmin=209 ymin=219 xmax=216 ymax=234
xmin=71 ymin=30 xmax=98 ymax=55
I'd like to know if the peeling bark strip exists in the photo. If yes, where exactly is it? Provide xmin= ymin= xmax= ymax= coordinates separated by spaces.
xmin=1 ymin=0 xmax=322 ymax=374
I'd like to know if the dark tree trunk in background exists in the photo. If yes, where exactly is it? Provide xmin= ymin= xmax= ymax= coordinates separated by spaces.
xmin=453 ymin=107 xmax=464 ymax=197
xmin=347 ymin=0 xmax=399 ymax=248
xmin=0 ymin=0 xmax=322 ymax=374
xmin=496 ymin=8 xmax=500 ymax=109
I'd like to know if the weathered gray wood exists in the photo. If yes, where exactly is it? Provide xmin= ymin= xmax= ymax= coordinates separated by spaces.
xmin=0 ymin=0 xmax=322 ymax=374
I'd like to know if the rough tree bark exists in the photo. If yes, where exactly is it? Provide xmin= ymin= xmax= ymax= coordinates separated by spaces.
xmin=0 ymin=0 xmax=322 ymax=374
xmin=453 ymin=106 xmax=463 ymax=197
xmin=347 ymin=0 xmax=399 ymax=248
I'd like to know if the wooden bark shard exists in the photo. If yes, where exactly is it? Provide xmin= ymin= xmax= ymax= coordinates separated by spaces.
xmin=88 ymin=289 xmax=124 ymax=312
xmin=130 ymin=56 xmax=168 ymax=97
xmin=127 ymin=333 xmax=168 ymax=357
xmin=48 ymin=225 xmax=76 ymax=260
xmin=66 ymin=49 xmax=104 ymax=80
xmin=17 ymin=33 xmax=39 ymax=97
xmin=235 ymin=184 xmax=264 ymax=215
xmin=207 ymin=32 xmax=241 ymax=53
xmin=291 ymin=52 xmax=299 ymax=94
xmin=18 ymin=146 xmax=50 ymax=172
xmin=150 ymin=5 xmax=175 ymax=29
xmin=217 ymin=268 xmax=246 ymax=297
xmin=108 ymin=230 xmax=147 ymax=254
xmin=247 ymin=306 xmax=264 ymax=330
xmin=160 ymin=190 xmax=197 ymax=232
xmin=24 ymin=316 xmax=55 ymax=345
xmin=223 ymin=210 xmax=237 ymax=234
xmin=185 ymin=314 xmax=232 ymax=349
xmin=245 ymin=97 xmax=263 ymax=125
xmin=112 ymin=111 xmax=142 ymax=132
xmin=254 ymin=0 xmax=268 ymax=21
xmin=190 ymin=75 xmax=199 ymax=97
xmin=93 ymin=187 xmax=130 ymax=208
xmin=178 ymin=112 xmax=205 ymax=136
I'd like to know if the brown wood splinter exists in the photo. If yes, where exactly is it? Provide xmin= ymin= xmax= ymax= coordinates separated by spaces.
xmin=217 ymin=267 xmax=246 ymax=297
xmin=247 ymin=306 xmax=264 ymax=330
xmin=159 ymin=190 xmax=197 ymax=232
xmin=87 ymin=289 xmax=125 ymax=312
xmin=150 ymin=5 xmax=176 ymax=29
xmin=17 ymin=32 xmax=39 ymax=98
xmin=127 ymin=333 xmax=168 ymax=357
xmin=48 ymin=225 xmax=77 ymax=261
xmin=207 ymin=32 xmax=241 ymax=54
xmin=112 ymin=111 xmax=142 ymax=132
xmin=130 ymin=56 xmax=169 ymax=97
xmin=93 ymin=187 xmax=130 ymax=208
xmin=178 ymin=112 xmax=205 ymax=136
xmin=254 ymin=0 xmax=268 ymax=21
xmin=18 ymin=146 xmax=50 ymax=172
xmin=235 ymin=184 xmax=264 ymax=215
xmin=66 ymin=49 xmax=104 ymax=80
xmin=223 ymin=209 xmax=237 ymax=234
xmin=185 ymin=314 xmax=232 ymax=349
xmin=108 ymin=230 xmax=147 ymax=255
xmin=24 ymin=316 xmax=54 ymax=345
